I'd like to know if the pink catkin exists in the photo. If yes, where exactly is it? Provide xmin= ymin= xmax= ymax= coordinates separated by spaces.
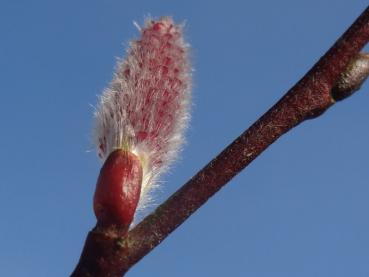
xmin=95 ymin=17 xmax=191 ymax=212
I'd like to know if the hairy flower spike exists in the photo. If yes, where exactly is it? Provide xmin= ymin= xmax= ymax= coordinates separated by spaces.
xmin=94 ymin=16 xmax=191 ymax=222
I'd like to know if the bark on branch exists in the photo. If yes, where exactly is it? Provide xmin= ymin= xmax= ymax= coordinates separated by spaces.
xmin=71 ymin=6 xmax=369 ymax=277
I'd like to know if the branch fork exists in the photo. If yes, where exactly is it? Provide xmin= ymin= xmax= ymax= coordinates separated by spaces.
xmin=72 ymin=6 xmax=369 ymax=277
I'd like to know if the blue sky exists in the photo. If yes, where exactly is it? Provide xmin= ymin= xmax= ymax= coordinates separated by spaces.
xmin=1 ymin=1 xmax=369 ymax=276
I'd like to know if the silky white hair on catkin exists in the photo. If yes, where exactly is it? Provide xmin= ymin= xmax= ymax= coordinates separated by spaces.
xmin=94 ymin=17 xmax=191 ymax=215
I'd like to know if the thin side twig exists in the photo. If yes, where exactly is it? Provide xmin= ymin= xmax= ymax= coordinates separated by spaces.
xmin=71 ymin=6 xmax=369 ymax=277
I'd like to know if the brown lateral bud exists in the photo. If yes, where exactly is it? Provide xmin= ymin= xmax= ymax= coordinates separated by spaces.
xmin=93 ymin=149 xmax=143 ymax=233
xmin=332 ymin=52 xmax=369 ymax=101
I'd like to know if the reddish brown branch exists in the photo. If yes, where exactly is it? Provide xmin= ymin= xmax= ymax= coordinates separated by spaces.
xmin=71 ymin=6 xmax=369 ymax=277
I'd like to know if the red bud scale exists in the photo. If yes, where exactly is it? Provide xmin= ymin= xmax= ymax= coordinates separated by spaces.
xmin=93 ymin=150 xmax=142 ymax=231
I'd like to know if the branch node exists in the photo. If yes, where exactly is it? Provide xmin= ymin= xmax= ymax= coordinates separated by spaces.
xmin=332 ymin=52 xmax=369 ymax=101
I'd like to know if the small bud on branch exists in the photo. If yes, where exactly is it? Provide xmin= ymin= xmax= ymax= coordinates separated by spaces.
xmin=332 ymin=52 xmax=369 ymax=101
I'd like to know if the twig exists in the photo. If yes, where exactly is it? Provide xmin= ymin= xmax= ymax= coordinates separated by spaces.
xmin=71 ymin=6 xmax=369 ymax=277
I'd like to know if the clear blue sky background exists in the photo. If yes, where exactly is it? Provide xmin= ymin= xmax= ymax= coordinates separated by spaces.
xmin=1 ymin=1 xmax=369 ymax=276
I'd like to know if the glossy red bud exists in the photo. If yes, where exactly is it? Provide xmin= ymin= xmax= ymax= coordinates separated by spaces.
xmin=93 ymin=149 xmax=143 ymax=231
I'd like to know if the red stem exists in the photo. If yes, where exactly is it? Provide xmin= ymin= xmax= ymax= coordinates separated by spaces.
xmin=71 ymin=6 xmax=369 ymax=277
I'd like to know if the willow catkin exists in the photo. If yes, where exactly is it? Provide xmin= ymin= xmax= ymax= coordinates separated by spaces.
xmin=94 ymin=17 xmax=192 ymax=223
